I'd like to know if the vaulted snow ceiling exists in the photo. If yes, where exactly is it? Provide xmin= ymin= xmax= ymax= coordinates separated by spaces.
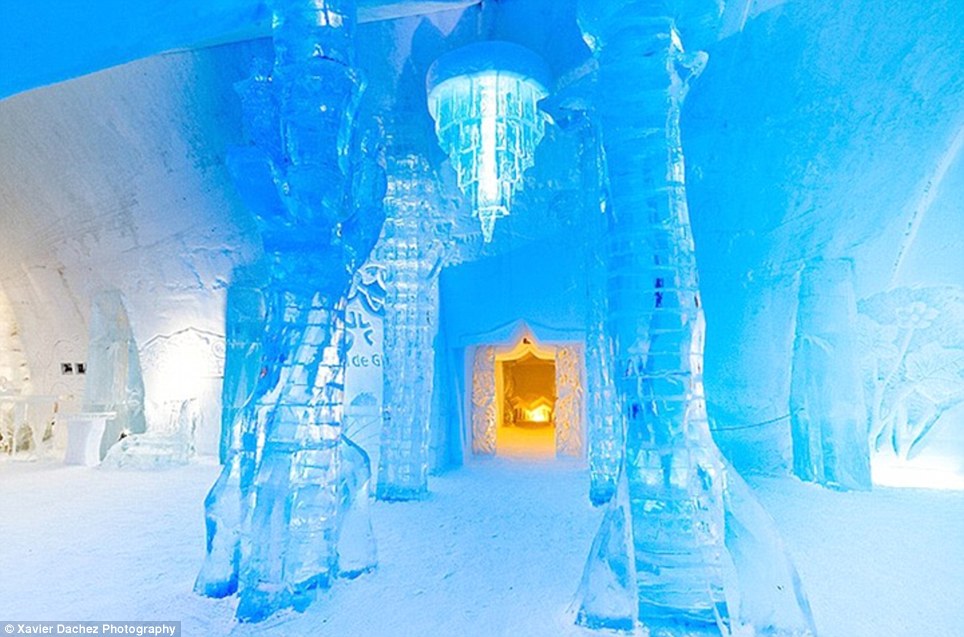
xmin=0 ymin=0 xmax=962 ymax=469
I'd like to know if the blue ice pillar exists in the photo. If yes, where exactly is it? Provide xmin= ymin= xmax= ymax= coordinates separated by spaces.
xmin=579 ymin=118 xmax=622 ymax=507
xmin=586 ymin=276 xmax=622 ymax=506
xmin=575 ymin=5 xmax=818 ymax=635
xmin=195 ymin=0 xmax=385 ymax=622
xmin=574 ymin=6 xmax=735 ymax=634
xmin=790 ymin=259 xmax=872 ymax=491
xmin=217 ymin=266 xmax=267 ymax=464
xmin=375 ymin=144 xmax=446 ymax=501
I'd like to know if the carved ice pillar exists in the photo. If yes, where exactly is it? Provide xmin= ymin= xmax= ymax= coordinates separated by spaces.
xmin=195 ymin=0 xmax=385 ymax=622
xmin=574 ymin=6 xmax=734 ymax=634
xmin=790 ymin=259 xmax=872 ymax=491
xmin=585 ymin=285 xmax=621 ymax=502
xmin=375 ymin=145 xmax=445 ymax=501
xmin=580 ymin=119 xmax=622 ymax=505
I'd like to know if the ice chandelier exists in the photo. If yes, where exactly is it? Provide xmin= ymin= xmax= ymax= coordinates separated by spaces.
xmin=426 ymin=41 xmax=550 ymax=242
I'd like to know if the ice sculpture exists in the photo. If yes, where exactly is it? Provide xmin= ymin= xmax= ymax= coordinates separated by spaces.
xmin=427 ymin=42 xmax=550 ymax=242
xmin=790 ymin=260 xmax=872 ymax=491
xmin=101 ymin=398 xmax=198 ymax=469
xmin=375 ymin=146 xmax=447 ymax=501
xmin=573 ymin=3 xmax=816 ymax=635
xmin=106 ymin=327 xmax=224 ymax=468
xmin=83 ymin=290 xmax=146 ymax=459
xmin=195 ymin=0 xmax=385 ymax=622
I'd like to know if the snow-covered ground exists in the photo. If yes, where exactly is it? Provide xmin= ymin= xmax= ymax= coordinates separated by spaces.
xmin=0 ymin=457 xmax=961 ymax=637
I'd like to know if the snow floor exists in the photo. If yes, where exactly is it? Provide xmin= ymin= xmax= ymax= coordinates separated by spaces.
xmin=495 ymin=423 xmax=556 ymax=459
xmin=1 ymin=456 xmax=962 ymax=637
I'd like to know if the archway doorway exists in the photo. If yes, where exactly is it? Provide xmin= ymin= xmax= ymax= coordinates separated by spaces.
xmin=496 ymin=338 xmax=556 ymax=459
xmin=470 ymin=327 xmax=584 ymax=460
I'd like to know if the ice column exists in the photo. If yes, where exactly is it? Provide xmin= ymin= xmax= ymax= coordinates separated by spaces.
xmin=575 ymin=5 xmax=818 ymax=636
xmin=216 ymin=266 xmax=267 ymax=464
xmin=195 ymin=0 xmax=385 ymax=622
xmin=579 ymin=117 xmax=622 ymax=506
xmin=574 ymin=6 xmax=735 ymax=634
xmin=375 ymin=138 xmax=446 ymax=501
xmin=83 ymin=290 xmax=147 ymax=459
xmin=585 ymin=261 xmax=622 ymax=506
xmin=790 ymin=259 xmax=872 ymax=491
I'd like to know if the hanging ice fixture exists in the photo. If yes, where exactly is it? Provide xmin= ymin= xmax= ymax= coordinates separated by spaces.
xmin=427 ymin=41 xmax=550 ymax=242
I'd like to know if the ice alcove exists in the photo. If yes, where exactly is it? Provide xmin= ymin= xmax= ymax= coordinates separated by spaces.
xmin=497 ymin=338 xmax=558 ymax=458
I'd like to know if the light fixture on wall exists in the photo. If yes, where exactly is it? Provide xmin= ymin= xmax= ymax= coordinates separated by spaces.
xmin=426 ymin=41 xmax=551 ymax=242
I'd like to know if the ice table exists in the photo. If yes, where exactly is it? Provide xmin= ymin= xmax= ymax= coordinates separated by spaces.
xmin=64 ymin=412 xmax=116 ymax=466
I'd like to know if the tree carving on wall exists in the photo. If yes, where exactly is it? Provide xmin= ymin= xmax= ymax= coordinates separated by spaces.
xmin=857 ymin=286 xmax=964 ymax=459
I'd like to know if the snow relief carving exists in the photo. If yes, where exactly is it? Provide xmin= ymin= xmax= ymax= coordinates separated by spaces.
xmin=554 ymin=344 xmax=584 ymax=457
xmin=471 ymin=345 xmax=498 ymax=455
xmin=857 ymin=286 xmax=964 ymax=459
xmin=348 ymin=262 xmax=388 ymax=317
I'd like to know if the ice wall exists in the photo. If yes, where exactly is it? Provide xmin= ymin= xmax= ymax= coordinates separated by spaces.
xmin=0 ymin=284 xmax=31 ymax=394
xmin=684 ymin=0 xmax=964 ymax=479
xmin=0 ymin=0 xmax=482 ymax=100
xmin=0 ymin=43 xmax=263 ymax=451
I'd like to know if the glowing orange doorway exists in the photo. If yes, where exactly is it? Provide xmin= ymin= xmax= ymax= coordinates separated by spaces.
xmin=497 ymin=342 xmax=556 ymax=459
xmin=470 ymin=328 xmax=584 ymax=460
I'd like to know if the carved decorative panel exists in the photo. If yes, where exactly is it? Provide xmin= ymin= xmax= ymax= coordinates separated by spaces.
xmin=471 ymin=346 xmax=497 ymax=455
xmin=555 ymin=344 xmax=584 ymax=457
